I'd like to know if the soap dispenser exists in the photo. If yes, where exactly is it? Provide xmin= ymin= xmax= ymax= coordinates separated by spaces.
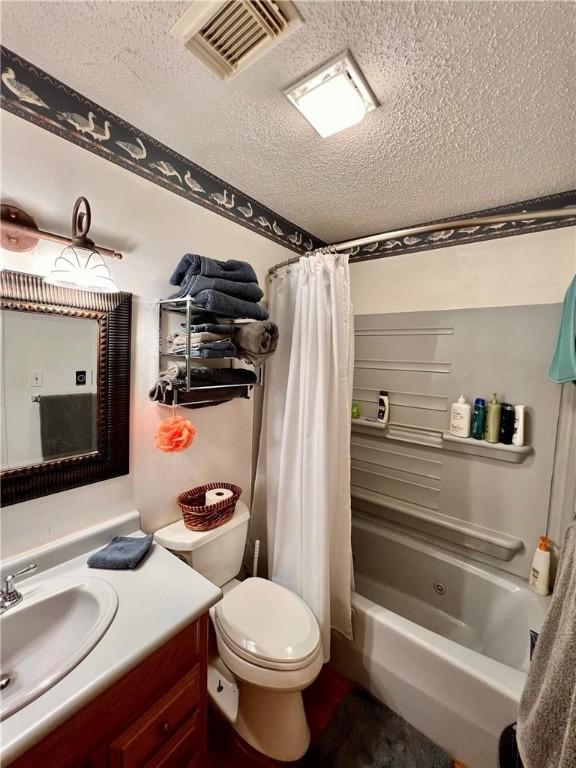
xmin=449 ymin=395 xmax=472 ymax=438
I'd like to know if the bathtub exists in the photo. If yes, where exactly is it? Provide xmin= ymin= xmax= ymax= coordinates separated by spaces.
xmin=331 ymin=515 xmax=551 ymax=768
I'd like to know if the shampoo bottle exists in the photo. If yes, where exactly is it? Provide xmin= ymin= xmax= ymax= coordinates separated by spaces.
xmin=484 ymin=393 xmax=502 ymax=443
xmin=499 ymin=403 xmax=516 ymax=445
xmin=529 ymin=536 xmax=550 ymax=596
xmin=377 ymin=391 xmax=390 ymax=426
xmin=449 ymin=395 xmax=472 ymax=437
xmin=471 ymin=398 xmax=486 ymax=440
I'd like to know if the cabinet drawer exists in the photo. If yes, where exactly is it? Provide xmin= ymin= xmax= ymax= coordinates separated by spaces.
xmin=110 ymin=665 xmax=201 ymax=768
xmin=144 ymin=714 xmax=200 ymax=768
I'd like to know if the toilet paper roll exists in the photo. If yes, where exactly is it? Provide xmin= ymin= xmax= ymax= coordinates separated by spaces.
xmin=205 ymin=487 xmax=233 ymax=506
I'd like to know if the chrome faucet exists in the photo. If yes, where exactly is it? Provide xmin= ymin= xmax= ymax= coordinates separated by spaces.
xmin=0 ymin=564 xmax=38 ymax=613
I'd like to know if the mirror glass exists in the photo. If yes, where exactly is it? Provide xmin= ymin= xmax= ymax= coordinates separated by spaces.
xmin=1 ymin=310 xmax=99 ymax=469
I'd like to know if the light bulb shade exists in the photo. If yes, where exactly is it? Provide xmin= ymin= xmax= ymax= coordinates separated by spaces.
xmin=44 ymin=245 xmax=119 ymax=293
xmin=284 ymin=51 xmax=378 ymax=138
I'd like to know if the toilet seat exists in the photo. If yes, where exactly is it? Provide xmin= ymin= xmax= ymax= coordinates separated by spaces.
xmin=213 ymin=577 xmax=321 ymax=671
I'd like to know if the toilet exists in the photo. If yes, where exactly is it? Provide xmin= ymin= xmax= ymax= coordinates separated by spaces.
xmin=155 ymin=500 xmax=323 ymax=762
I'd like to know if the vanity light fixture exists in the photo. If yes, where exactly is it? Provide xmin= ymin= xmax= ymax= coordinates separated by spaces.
xmin=284 ymin=51 xmax=378 ymax=138
xmin=44 ymin=198 xmax=119 ymax=293
xmin=1 ymin=196 xmax=123 ymax=293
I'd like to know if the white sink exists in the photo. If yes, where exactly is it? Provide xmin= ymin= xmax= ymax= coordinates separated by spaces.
xmin=0 ymin=575 xmax=118 ymax=720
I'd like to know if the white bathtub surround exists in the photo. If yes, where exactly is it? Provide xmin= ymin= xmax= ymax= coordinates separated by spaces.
xmin=518 ymin=520 xmax=576 ymax=768
xmin=253 ymin=252 xmax=354 ymax=659
xmin=331 ymin=517 xmax=550 ymax=768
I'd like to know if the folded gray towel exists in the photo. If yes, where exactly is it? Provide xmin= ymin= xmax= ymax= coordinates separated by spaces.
xmin=234 ymin=321 xmax=279 ymax=365
xmin=87 ymin=535 xmax=154 ymax=570
xmin=149 ymin=364 xmax=257 ymax=403
xmin=170 ymin=274 xmax=264 ymax=302
xmin=182 ymin=322 xmax=237 ymax=334
xmin=170 ymin=254 xmax=258 ymax=285
xmin=170 ymin=339 xmax=237 ymax=358
xmin=517 ymin=520 xmax=576 ymax=768
xmin=167 ymin=331 xmax=230 ymax=351
xmin=191 ymin=289 xmax=269 ymax=320
xmin=184 ymin=367 xmax=257 ymax=385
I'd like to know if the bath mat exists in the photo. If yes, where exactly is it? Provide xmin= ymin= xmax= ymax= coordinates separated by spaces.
xmin=304 ymin=688 xmax=452 ymax=768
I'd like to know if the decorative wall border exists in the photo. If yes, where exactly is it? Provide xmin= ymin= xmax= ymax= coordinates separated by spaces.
xmin=347 ymin=189 xmax=576 ymax=263
xmin=0 ymin=46 xmax=324 ymax=255
xmin=1 ymin=46 xmax=574 ymax=263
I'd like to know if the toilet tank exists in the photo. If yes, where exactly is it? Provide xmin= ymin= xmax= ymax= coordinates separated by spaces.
xmin=155 ymin=501 xmax=250 ymax=587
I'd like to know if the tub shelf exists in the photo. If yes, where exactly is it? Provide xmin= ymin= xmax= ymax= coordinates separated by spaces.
xmin=351 ymin=486 xmax=524 ymax=561
xmin=351 ymin=419 xmax=532 ymax=463
xmin=441 ymin=432 xmax=533 ymax=464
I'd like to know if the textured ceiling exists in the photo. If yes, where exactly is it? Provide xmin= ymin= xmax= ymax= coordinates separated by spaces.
xmin=1 ymin=1 xmax=575 ymax=242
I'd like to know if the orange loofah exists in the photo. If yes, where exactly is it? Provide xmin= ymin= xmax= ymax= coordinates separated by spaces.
xmin=154 ymin=414 xmax=197 ymax=453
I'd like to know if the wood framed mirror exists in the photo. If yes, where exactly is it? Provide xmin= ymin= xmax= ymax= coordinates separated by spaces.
xmin=1 ymin=270 xmax=131 ymax=506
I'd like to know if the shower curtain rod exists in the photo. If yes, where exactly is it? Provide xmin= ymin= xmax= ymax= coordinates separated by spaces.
xmin=268 ymin=206 xmax=576 ymax=276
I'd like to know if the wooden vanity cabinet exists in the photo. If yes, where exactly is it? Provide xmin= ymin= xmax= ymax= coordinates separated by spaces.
xmin=10 ymin=615 xmax=208 ymax=768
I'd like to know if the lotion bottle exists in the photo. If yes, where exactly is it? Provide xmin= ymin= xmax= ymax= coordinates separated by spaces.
xmin=512 ymin=405 xmax=525 ymax=447
xmin=484 ymin=393 xmax=502 ymax=443
xmin=449 ymin=395 xmax=472 ymax=437
xmin=529 ymin=536 xmax=550 ymax=596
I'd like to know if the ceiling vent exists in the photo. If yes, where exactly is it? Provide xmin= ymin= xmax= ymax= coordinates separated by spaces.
xmin=171 ymin=0 xmax=303 ymax=80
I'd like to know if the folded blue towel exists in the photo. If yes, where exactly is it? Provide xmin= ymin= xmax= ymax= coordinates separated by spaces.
xmin=88 ymin=535 xmax=154 ymax=570
xmin=182 ymin=322 xmax=237 ymax=334
xmin=170 ymin=254 xmax=258 ymax=286
xmin=170 ymin=273 xmax=264 ymax=302
xmin=191 ymin=289 xmax=269 ymax=320
xmin=548 ymin=275 xmax=576 ymax=383
xmin=171 ymin=339 xmax=237 ymax=358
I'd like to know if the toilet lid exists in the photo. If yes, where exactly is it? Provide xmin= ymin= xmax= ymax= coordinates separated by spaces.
xmin=214 ymin=578 xmax=320 ymax=665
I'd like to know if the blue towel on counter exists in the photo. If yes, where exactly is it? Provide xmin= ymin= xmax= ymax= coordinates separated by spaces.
xmin=170 ymin=254 xmax=258 ymax=286
xmin=548 ymin=275 xmax=576 ymax=383
xmin=170 ymin=274 xmax=263 ymax=302
xmin=171 ymin=339 xmax=237 ymax=358
xmin=191 ymin=289 xmax=269 ymax=320
xmin=87 ymin=535 xmax=154 ymax=570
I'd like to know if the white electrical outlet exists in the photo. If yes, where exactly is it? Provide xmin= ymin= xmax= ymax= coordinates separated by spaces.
xmin=29 ymin=371 xmax=43 ymax=387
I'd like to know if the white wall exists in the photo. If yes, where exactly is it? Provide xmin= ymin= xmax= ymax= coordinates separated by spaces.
xmin=350 ymin=226 xmax=576 ymax=313
xmin=1 ymin=111 xmax=293 ymax=558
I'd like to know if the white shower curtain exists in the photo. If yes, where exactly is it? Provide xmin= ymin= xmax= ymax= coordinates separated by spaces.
xmin=253 ymin=252 xmax=354 ymax=660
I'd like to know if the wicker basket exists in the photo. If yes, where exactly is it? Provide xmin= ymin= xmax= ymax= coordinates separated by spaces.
xmin=177 ymin=482 xmax=242 ymax=532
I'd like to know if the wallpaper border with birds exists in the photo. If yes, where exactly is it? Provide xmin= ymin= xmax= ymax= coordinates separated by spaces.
xmin=0 ymin=46 xmax=324 ymax=255
xmin=1 ymin=46 xmax=574 ymax=262
xmin=347 ymin=189 xmax=576 ymax=263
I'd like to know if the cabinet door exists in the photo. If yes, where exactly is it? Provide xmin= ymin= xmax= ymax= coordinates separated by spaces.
xmin=144 ymin=714 xmax=200 ymax=768
xmin=110 ymin=666 xmax=200 ymax=768
xmin=78 ymin=747 xmax=108 ymax=768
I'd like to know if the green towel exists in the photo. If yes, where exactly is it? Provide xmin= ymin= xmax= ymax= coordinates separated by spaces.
xmin=548 ymin=275 xmax=576 ymax=383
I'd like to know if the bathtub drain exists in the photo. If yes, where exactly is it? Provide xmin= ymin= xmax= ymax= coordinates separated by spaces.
xmin=433 ymin=582 xmax=446 ymax=595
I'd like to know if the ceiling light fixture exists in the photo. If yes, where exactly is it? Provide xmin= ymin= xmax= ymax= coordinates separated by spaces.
xmin=284 ymin=51 xmax=378 ymax=138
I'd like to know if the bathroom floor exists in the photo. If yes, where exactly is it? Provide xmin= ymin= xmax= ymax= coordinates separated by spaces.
xmin=207 ymin=665 xmax=461 ymax=767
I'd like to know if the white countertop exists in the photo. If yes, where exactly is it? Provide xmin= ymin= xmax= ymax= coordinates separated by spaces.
xmin=0 ymin=513 xmax=222 ymax=765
